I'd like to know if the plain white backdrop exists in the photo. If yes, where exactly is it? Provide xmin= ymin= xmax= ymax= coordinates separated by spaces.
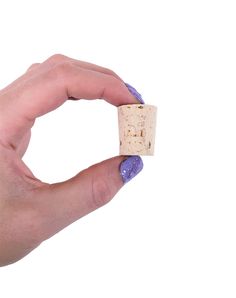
xmin=0 ymin=0 xmax=236 ymax=297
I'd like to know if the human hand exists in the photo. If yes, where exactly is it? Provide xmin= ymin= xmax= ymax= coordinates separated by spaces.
xmin=0 ymin=54 xmax=143 ymax=266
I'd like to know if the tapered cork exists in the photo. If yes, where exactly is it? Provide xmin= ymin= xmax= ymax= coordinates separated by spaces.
xmin=118 ymin=104 xmax=157 ymax=156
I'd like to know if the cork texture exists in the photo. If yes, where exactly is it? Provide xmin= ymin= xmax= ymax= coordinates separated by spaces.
xmin=118 ymin=104 xmax=157 ymax=156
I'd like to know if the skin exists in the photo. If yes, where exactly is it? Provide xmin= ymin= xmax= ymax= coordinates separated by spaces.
xmin=0 ymin=54 xmax=139 ymax=266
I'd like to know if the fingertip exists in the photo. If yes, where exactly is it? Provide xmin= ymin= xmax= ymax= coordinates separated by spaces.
xmin=119 ymin=156 xmax=144 ymax=184
xmin=112 ymin=82 xmax=144 ymax=107
xmin=107 ymin=81 xmax=143 ymax=107
xmin=125 ymin=83 xmax=145 ymax=104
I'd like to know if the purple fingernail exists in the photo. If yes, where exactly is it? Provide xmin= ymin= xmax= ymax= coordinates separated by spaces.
xmin=120 ymin=156 xmax=143 ymax=184
xmin=125 ymin=83 xmax=145 ymax=104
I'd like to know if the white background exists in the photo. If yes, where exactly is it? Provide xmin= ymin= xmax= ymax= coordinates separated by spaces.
xmin=0 ymin=0 xmax=236 ymax=297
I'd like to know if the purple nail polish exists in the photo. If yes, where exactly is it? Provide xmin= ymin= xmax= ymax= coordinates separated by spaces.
xmin=125 ymin=83 xmax=145 ymax=104
xmin=120 ymin=156 xmax=143 ymax=184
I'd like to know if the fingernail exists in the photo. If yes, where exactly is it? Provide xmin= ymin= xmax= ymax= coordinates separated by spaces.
xmin=120 ymin=156 xmax=143 ymax=184
xmin=125 ymin=83 xmax=145 ymax=104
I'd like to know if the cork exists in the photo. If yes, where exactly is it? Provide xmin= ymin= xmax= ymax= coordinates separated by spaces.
xmin=118 ymin=104 xmax=157 ymax=156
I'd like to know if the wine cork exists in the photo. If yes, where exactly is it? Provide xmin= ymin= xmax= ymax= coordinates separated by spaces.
xmin=118 ymin=104 xmax=157 ymax=156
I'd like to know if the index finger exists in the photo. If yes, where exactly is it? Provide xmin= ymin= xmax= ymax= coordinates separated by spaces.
xmin=5 ymin=61 xmax=139 ymax=122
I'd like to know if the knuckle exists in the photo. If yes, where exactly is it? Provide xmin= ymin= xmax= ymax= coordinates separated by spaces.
xmin=50 ymin=61 xmax=73 ymax=79
xmin=27 ymin=63 xmax=40 ymax=72
xmin=48 ymin=53 xmax=67 ymax=64
xmin=91 ymin=177 xmax=112 ymax=209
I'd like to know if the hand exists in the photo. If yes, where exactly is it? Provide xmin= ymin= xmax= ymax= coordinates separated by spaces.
xmin=0 ymin=54 xmax=143 ymax=266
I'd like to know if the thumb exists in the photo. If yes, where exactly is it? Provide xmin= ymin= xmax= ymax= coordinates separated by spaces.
xmin=35 ymin=156 xmax=143 ymax=241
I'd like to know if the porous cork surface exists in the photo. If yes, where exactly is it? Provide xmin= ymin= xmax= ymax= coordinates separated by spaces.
xmin=118 ymin=104 xmax=157 ymax=156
